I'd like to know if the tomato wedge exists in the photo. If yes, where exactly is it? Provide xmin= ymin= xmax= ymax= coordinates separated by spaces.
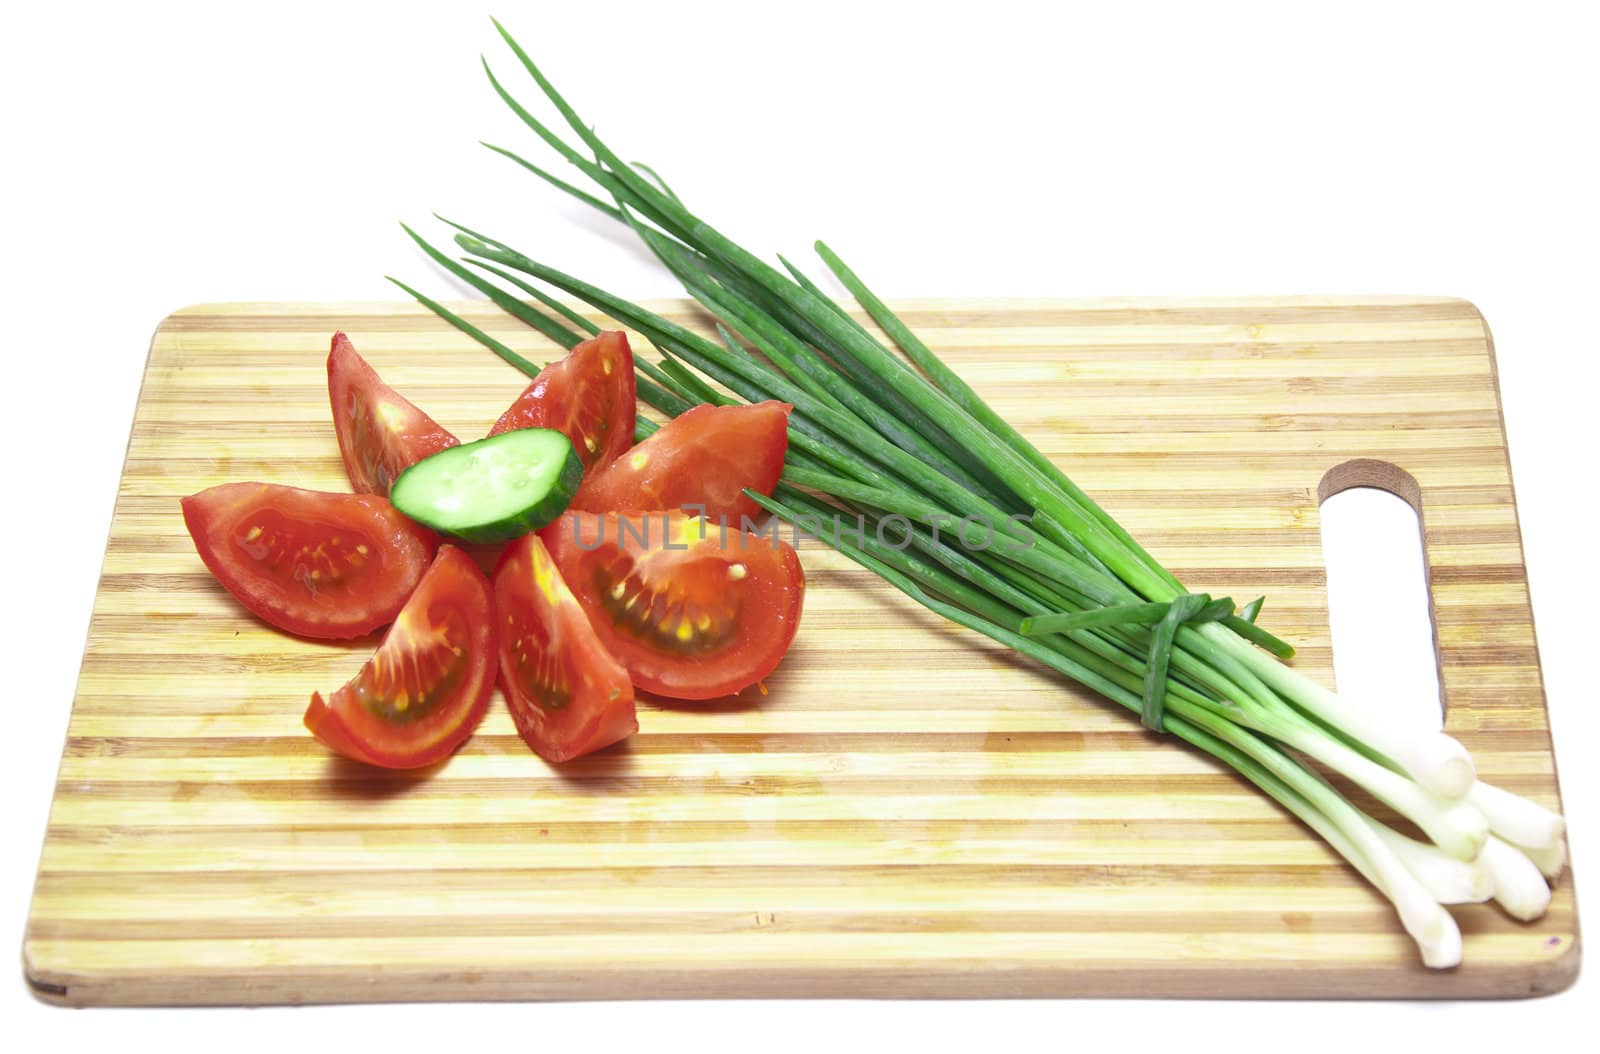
xmin=328 ymin=331 xmax=460 ymax=495
xmin=488 ymin=330 xmax=636 ymax=509
xmin=304 ymin=545 xmax=495 ymax=769
xmin=571 ymin=401 xmax=791 ymax=521
xmin=181 ymin=482 xmax=438 ymax=640
xmin=540 ymin=510 xmax=804 ymax=700
xmin=493 ymin=533 xmax=637 ymax=762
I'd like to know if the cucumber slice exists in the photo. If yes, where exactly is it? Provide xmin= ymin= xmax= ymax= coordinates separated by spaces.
xmin=390 ymin=428 xmax=582 ymax=543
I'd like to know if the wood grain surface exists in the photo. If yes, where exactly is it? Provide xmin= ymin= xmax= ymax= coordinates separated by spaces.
xmin=23 ymin=298 xmax=1578 ymax=1004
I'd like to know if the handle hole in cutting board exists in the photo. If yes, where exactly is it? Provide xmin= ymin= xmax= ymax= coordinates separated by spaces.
xmin=1316 ymin=459 xmax=1443 ymax=726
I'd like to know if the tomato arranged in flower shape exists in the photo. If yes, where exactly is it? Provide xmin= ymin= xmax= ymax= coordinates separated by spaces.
xmin=188 ymin=325 xmax=808 ymax=765
xmin=181 ymin=482 xmax=438 ymax=640
xmin=541 ymin=510 xmax=804 ymax=700
xmin=328 ymin=331 xmax=460 ymax=495
xmin=493 ymin=533 xmax=637 ymax=762
xmin=488 ymin=330 xmax=636 ymax=509
xmin=572 ymin=401 xmax=791 ymax=522
xmin=304 ymin=545 xmax=496 ymax=769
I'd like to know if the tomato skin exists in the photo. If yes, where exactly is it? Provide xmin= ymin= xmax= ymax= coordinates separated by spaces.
xmin=304 ymin=545 xmax=496 ymax=769
xmin=571 ymin=401 xmax=791 ymax=522
xmin=488 ymin=330 xmax=636 ymax=510
xmin=303 ymin=693 xmax=385 ymax=766
xmin=181 ymin=482 xmax=438 ymax=640
xmin=540 ymin=510 xmax=805 ymax=700
xmin=493 ymin=534 xmax=637 ymax=762
xmin=328 ymin=332 xmax=460 ymax=495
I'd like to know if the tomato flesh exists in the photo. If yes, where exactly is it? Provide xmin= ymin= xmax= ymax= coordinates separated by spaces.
xmin=493 ymin=533 xmax=637 ymax=762
xmin=182 ymin=482 xmax=438 ymax=639
xmin=304 ymin=545 xmax=495 ymax=769
xmin=328 ymin=331 xmax=460 ymax=495
xmin=488 ymin=330 xmax=637 ymax=510
xmin=572 ymin=401 xmax=790 ymax=521
xmin=541 ymin=511 xmax=804 ymax=700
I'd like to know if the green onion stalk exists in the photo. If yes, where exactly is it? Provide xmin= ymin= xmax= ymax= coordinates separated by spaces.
xmin=394 ymin=19 xmax=1567 ymax=968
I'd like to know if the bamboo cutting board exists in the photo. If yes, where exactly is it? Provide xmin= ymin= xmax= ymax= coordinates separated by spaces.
xmin=25 ymin=297 xmax=1577 ymax=1004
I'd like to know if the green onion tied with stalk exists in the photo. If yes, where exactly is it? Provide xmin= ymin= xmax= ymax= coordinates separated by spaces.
xmin=392 ymin=18 xmax=1568 ymax=968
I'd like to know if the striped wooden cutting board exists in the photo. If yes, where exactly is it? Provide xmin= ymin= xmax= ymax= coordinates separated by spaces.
xmin=24 ymin=298 xmax=1577 ymax=1004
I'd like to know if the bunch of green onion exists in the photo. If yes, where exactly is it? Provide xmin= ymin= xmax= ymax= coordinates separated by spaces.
xmin=394 ymin=19 xmax=1568 ymax=968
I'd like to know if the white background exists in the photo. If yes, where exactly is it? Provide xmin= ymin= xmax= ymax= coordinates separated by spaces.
xmin=2 ymin=1 xmax=1594 ymax=1050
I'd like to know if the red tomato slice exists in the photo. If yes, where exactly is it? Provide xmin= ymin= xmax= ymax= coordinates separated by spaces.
xmin=182 ymin=482 xmax=438 ymax=640
xmin=304 ymin=545 xmax=496 ymax=769
xmin=488 ymin=330 xmax=637 ymax=510
xmin=493 ymin=533 xmax=637 ymax=762
xmin=540 ymin=510 xmax=804 ymax=700
xmin=328 ymin=331 xmax=460 ymax=495
xmin=571 ymin=401 xmax=791 ymax=522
